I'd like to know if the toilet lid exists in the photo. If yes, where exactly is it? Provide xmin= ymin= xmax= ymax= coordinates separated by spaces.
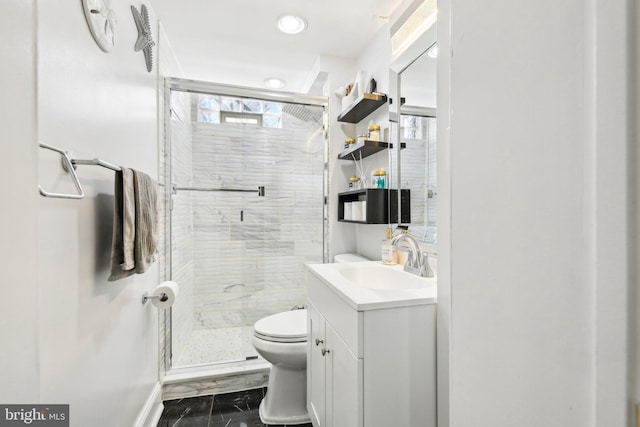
xmin=254 ymin=309 xmax=307 ymax=343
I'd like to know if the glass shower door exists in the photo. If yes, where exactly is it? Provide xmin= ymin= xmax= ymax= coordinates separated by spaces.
xmin=166 ymin=82 xmax=327 ymax=368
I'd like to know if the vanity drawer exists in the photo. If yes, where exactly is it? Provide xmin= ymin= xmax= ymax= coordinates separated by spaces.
xmin=307 ymin=270 xmax=364 ymax=357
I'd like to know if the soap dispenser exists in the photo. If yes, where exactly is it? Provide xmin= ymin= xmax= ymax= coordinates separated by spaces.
xmin=381 ymin=228 xmax=398 ymax=265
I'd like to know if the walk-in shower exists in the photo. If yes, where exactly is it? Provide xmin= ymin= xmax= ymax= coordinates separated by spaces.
xmin=162 ymin=79 xmax=328 ymax=371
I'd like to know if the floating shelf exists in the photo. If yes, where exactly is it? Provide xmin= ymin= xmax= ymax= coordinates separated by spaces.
xmin=337 ymin=92 xmax=388 ymax=123
xmin=338 ymin=189 xmax=410 ymax=224
xmin=338 ymin=140 xmax=406 ymax=160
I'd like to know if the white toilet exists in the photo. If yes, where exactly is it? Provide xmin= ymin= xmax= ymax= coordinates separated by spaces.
xmin=251 ymin=254 xmax=368 ymax=424
xmin=252 ymin=309 xmax=310 ymax=425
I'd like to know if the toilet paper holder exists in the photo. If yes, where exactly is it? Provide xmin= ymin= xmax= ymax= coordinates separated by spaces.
xmin=141 ymin=292 xmax=168 ymax=304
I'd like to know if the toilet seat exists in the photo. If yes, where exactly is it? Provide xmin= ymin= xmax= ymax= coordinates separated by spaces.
xmin=254 ymin=309 xmax=307 ymax=343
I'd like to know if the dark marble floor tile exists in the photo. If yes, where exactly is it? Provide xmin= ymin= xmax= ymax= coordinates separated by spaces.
xmin=157 ymin=388 xmax=314 ymax=427
xmin=264 ymin=424 xmax=313 ymax=427
xmin=209 ymin=407 xmax=264 ymax=427
xmin=157 ymin=395 xmax=213 ymax=426
xmin=211 ymin=387 xmax=265 ymax=414
xmin=157 ymin=415 xmax=210 ymax=427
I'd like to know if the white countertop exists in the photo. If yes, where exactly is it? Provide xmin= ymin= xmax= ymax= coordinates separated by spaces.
xmin=306 ymin=261 xmax=437 ymax=311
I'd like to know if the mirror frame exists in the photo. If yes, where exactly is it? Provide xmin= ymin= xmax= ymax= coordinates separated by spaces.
xmin=389 ymin=23 xmax=437 ymax=233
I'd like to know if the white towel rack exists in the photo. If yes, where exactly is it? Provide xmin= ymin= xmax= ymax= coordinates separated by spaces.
xmin=71 ymin=157 xmax=121 ymax=172
xmin=38 ymin=143 xmax=121 ymax=199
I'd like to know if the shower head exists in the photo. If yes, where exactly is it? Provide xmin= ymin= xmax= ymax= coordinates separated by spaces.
xmin=283 ymin=103 xmax=323 ymax=125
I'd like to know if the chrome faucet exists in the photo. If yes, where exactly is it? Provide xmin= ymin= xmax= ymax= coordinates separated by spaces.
xmin=390 ymin=234 xmax=435 ymax=278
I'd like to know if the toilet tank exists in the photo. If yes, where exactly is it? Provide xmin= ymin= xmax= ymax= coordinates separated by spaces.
xmin=333 ymin=253 xmax=369 ymax=263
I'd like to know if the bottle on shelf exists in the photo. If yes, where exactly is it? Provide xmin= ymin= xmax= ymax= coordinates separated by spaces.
xmin=348 ymin=176 xmax=361 ymax=190
xmin=371 ymin=168 xmax=387 ymax=189
xmin=368 ymin=124 xmax=381 ymax=141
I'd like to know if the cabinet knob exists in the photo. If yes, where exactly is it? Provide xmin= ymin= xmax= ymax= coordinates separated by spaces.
xmin=315 ymin=338 xmax=324 ymax=346
xmin=321 ymin=348 xmax=330 ymax=356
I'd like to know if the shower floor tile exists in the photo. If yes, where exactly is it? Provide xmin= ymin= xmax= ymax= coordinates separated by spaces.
xmin=174 ymin=326 xmax=259 ymax=367
xmin=157 ymin=388 xmax=313 ymax=427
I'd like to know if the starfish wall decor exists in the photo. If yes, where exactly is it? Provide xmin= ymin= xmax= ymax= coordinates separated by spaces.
xmin=131 ymin=4 xmax=155 ymax=72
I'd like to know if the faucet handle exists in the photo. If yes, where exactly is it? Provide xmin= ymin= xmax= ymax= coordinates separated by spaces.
xmin=421 ymin=252 xmax=435 ymax=277
xmin=405 ymin=249 xmax=416 ymax=267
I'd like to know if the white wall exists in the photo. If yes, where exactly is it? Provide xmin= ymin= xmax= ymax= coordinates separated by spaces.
xmin=589 ymin=1 xmax=634 ymax=423
xmin=635 ymin=0 xmax=640 ymax=416
xmin=0 ymin=1 xmax=166 ymax=425
xmin=307 ymin=55 xmax=359 ymax=260
xmin=438 ymin=0 xmax=634 ymax=426
xmin=0 ymin=0 xmax=40 ymax=404
xmin=353 ymin=24 xmax=395 ymax=261
xmin=318 ymin=18 xmax=435 ymax=261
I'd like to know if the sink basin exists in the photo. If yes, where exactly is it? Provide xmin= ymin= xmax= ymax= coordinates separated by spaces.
xmin=338 ymin=264 xmax=431 ymax=290
xmin=306 ymin=261 xmax=437 ymax=310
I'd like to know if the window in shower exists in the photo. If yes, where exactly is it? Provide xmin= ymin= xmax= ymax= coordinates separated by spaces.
xmin=166 ymin=81 xmax=327 ymax=369
xmin=197 ymin=95 xmax=283 ymax=128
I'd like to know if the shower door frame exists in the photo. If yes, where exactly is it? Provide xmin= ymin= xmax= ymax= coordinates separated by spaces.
xmin=162 ymin=77 xmax=330 ymax=374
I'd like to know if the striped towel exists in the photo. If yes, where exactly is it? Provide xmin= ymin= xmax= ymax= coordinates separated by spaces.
xmin=108 ymin=168 xmax=158 ymax=281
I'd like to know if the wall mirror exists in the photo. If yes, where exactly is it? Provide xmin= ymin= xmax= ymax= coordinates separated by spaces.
xmin=389 ymin=39 xmax=437 ymax=245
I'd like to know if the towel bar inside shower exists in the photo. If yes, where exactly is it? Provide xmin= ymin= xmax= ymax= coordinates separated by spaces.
xmin=171 ymin=185 xmax=265 ymax=197
xmin=38 ymin=143 xmax=122 ymax=199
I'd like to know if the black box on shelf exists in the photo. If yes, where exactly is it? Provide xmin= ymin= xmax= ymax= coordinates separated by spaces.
xmin=337 ymin=189 xmax=410 ymax=224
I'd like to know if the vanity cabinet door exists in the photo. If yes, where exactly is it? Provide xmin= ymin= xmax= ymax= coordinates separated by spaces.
xmin=308 ymin=303 xmax=327 ymax=427
xmin=326 ymin=323 xmax=363 ymax=427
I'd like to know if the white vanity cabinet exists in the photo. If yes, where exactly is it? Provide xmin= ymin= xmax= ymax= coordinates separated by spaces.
xmin=307 ymin=302 xmax=363 ymax=427
xmin=306 ymin=264 xmax=437 ymax=427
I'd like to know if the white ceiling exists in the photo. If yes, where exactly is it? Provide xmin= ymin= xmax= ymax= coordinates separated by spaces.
xmin=151 ymin=0 xmax=406 ymax=92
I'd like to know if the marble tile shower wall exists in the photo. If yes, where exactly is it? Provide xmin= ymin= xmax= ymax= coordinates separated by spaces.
xmin=400 ymin=117 xmax=437 ymax=243
xmin=168 ymin=89 xmax=195 ymax=362
xmin=190 ymin=118 xmax=324 ymax=330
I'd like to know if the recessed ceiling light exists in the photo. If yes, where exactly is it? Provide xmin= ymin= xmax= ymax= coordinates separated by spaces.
xmin=277 ymin=14 xmax=307 ymax=34
xmin=264 ymin=78 xmax=285 ymax=89
xmin=427 ymin=44 xmax=438 ymax=58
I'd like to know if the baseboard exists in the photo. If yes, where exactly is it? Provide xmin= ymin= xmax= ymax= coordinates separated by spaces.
xmin=133 ymin=382 xmax=164 ymax=427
